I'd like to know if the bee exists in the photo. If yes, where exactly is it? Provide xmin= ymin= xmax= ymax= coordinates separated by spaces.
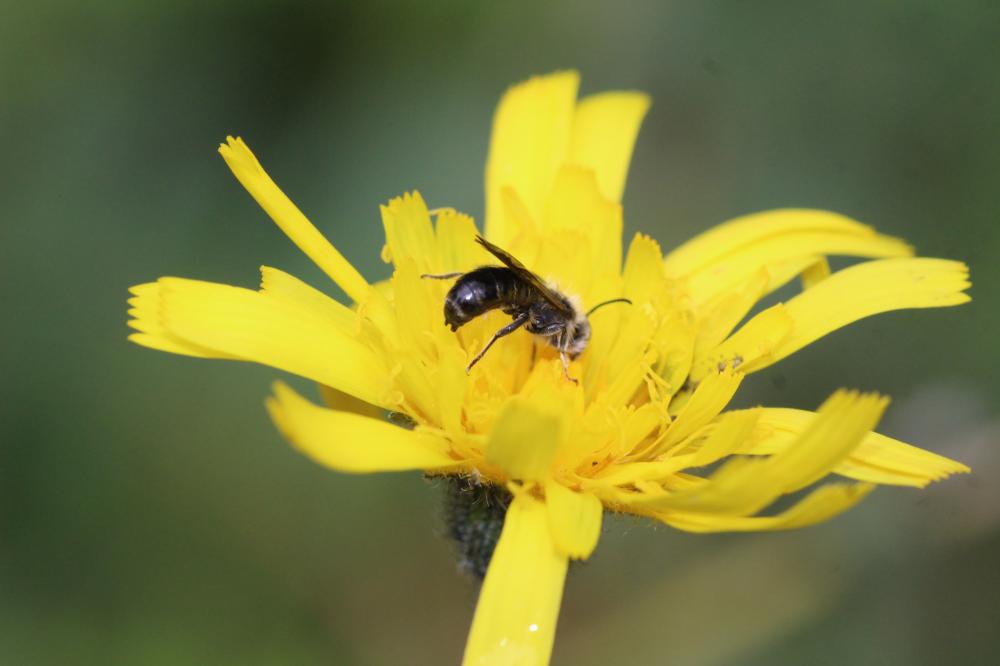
xmin=422 ymin=236 xmax=630 ymax=383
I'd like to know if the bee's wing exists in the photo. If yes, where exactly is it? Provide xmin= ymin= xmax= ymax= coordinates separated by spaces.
xmin=475 ymin=236 xmax=573 ymax=314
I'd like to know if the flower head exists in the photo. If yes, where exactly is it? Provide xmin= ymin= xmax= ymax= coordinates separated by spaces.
xmin=128 ymin=71 xmax=970 ymax=665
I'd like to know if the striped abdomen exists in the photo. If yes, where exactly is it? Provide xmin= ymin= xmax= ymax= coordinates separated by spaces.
xmin=442 ymin=267 xmax=536 ymax=331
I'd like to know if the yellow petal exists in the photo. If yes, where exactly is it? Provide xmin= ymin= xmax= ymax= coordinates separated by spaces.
xmin=258 ymin=266 xmax=358 ymax=332
xmin=582 ymin=455 xmax=695 ymax=489
xmin=689 ymin=408 xmax=762 ymax=467
xmin=486 ymin=396 xmax=563 ymax=483
xmin=747 ymin=407 xmax=970 ymax=486
xmin=435 ymin=209 xmax=483 ymax=274
xmin=380 ymin=191 xmax=437 ymax=273
xmin=689 ymin=303 xmax=793 ymax=382
xmin=800 ymin=258 xmax=831 ymax=289
xmin=638 ymin=391 xmax=887 ymax=516
xmin=463 ymin=491 xmax=568 ymax=666
xmin=545 ymin=481 xmax=603 ymax=560
xmin=542 ymin=165 xmax=623 ymax=280
xmin=392 ymin=257 xmax=443 ymax=357
xmin=647 ymin=367 xmax=743 ymax=456
xmin=569 ymin=91 xmax=651 ymax=202
xmin=663 ymin=209 xmax=913 ymax=307
xmin=755 ymin=391 xmax=889 ymax=493
xmin=652 ymin=310 xmax=696 ymax=399
xmin=692 ymin=269 xmax=769 ymax=357
xmin=152 ymin=277 xmax=393 ymax=408
xmin=658 ymin=483 xmax=874 ymax=533
xmin=435 ymin=344 xmax=470 ymax=437
xmin=218 ymin=136 xmax=370 ymax=303
xmin=736 ymin=258 xmax=971 ymax=374
xmin=587 ymin=308 xmax=656 ymax=405
xmin=266 ymin=382 xmax=457 ymax=473
xmin=317 ymin=384 xmax=383 ymax=419
xmin=485 ymin=71 xmax=579 ymax=247
xmin=622 ymin=233 xmax=665 ymax=307
xmin=128 ymin=282 xmax=235 ymax=359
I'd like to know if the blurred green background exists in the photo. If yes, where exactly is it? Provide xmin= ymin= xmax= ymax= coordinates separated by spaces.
xmin=3 ymin=1 xmax=998 ymax=664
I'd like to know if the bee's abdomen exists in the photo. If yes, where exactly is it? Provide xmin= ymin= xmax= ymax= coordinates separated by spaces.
xmin=443 ymin=267 xmax=528 ymax=330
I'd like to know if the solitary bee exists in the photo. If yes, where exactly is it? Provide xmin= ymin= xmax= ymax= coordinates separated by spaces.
xmin=422 ymin=236 xmax=630 ymax=383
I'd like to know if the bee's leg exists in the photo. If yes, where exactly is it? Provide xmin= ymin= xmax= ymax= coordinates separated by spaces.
xmin=467 ymin=313 xmax=530 ymax=372
xmin=558 ymin=332 xmax=579 ymax=384
xmin=420 ymin=272 xmax=463 ymax=280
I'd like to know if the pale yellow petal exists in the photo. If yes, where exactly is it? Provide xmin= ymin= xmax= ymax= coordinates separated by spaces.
xmin=380 ymin=191 xmax=437 ymax=273
xmin=545 ymin=481 xmax=603 ymax=560
xmin=737 ymin=258 xmax=971 ymax=373
xmin=266 ymin=382 xmax=457 ymax=473
xmin=486 ymin=396 xmax=563 ymax=483
xmin=485 ymin=71 xmax=579 ymax=247
xmin=463 ymin=491 xmax=568 ymax=666
xmin=569 ymin=91 xmax=650 ymax=202
xmin=154 ymin=277 xmax=393 ymax=408
xmin=664 ymin=209 xmax=913 ymax=307
xmin=658 ymin=483 xmax=874 ymax=533
xmin=218 ymin=136 xmax=370 ymax=303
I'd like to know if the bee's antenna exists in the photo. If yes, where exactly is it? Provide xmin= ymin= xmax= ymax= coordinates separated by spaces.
xmin=586 ymin=298 xmax=633 ymax=316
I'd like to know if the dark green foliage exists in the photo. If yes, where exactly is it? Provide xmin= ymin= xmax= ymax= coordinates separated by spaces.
xmin=440 ymin=476 xmax=511 ymax=580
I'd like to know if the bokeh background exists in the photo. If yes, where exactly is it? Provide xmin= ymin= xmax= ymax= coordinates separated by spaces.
xmin=3 ymin=2 xmax=999 ymax=664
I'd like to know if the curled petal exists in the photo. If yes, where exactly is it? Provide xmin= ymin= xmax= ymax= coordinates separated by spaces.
xmin=657 ymin=483 xmax=875 ymax=533
xmin=746 ymin=407 xmax=970 ymax=486
xmin=664 ymin=209 xmax=913 ymax=306
xmin=637 ymin=391 xmax=887 ymax=517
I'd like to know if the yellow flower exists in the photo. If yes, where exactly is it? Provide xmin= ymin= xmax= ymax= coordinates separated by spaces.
xmin=127 ymin=71 xmax=971 ymax=666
